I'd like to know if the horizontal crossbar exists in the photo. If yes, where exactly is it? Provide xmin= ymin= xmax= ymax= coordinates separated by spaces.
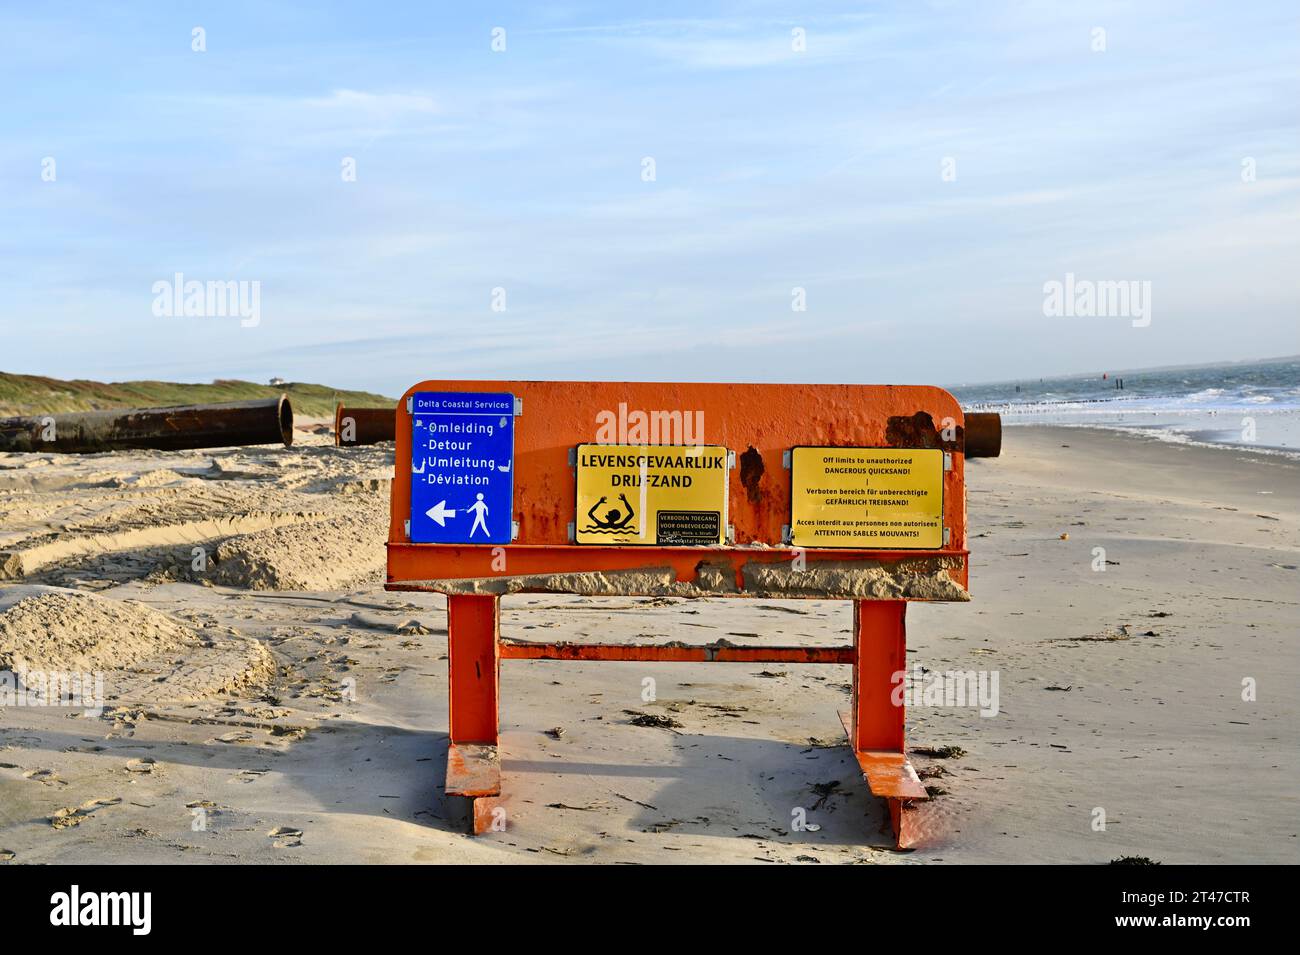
xmin=499 ymin=639 xmax=853 ymax=664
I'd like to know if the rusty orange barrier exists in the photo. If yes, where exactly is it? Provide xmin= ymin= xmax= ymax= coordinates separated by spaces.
xmin=386 ymin=380 xmax=987 ymax=847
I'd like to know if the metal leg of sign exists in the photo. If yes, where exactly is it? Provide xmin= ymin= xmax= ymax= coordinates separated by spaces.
xmin=844 ymin=599 xmax=928 ymax=849
xmin=445 ymin=594 xmax=503 ymax=834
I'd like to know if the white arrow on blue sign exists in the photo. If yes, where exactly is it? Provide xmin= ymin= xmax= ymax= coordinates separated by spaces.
xmin=409 ymin=391 xmax=515 ymax=544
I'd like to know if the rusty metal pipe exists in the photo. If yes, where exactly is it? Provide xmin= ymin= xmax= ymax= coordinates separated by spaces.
xmin=335 ymin=404 xmax=395 ymax=446
xmin=0 ymin=396 xmax=293 ymax=453
xmin=964 ymin=412 xmax=1001 ymax=458
xmin=343 ymin=404 xmax=995 ymax=455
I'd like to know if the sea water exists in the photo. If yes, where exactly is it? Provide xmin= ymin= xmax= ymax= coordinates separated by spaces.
xmin=950 ymin=357 xmax=1300 ymax=458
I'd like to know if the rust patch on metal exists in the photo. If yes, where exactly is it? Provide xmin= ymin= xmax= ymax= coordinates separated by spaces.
xmin=885 ymin=411 xmax=961 ymax=451
xmin=334 ymin=404 xmax=394 ymax=446
xmin=445 ymin=742 xmax=500 ymax=797
xmin=743 ymin=556 xmax=969 ymax=601
xmin=738 ymin=445 xmax=766 ymax=505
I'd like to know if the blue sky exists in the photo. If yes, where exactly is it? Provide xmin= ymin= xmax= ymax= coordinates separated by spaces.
xmin=3 ymin=1 xmax=1297 ymax=396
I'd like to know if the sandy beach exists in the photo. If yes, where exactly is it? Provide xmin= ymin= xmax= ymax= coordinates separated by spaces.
xmin=1 ymin=425 xmax=1296 ymax=865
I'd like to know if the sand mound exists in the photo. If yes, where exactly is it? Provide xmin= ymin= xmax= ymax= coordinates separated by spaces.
xmin=0 ymin=587 xmax=273 ymax=703
xmin=211 ymin=501 xmax=387 ymax=591
xmin=108 ymin=468 xmax=191 ymax=488
xmin=0 ymin=589 xmax=194 ymax=674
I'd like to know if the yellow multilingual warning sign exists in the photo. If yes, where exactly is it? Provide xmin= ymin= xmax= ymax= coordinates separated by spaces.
xmin=574 ymin=444 xmax=728 ymax=545
xmin=790 ymin=447 xmax=944 ymax=549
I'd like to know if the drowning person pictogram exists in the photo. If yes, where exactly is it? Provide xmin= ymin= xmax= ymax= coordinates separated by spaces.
xmin=582 ymin=493 xmax=635 ymax=535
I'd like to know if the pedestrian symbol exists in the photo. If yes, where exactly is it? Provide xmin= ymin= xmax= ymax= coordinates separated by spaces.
xmin=468 ymin=492 xmax=490 ymax=538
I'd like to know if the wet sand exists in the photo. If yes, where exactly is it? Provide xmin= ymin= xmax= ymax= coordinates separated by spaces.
xmin=1 ymin=426 xmax=1296 ymax=864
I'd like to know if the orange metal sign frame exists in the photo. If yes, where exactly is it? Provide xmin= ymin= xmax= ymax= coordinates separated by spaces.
xmin=386 ymin=380 xmax=973 ymax=848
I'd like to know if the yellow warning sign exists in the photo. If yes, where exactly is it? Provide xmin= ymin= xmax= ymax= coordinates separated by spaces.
xmin=790 ymin=447 xmax=944 ymax=549
xmin=575 ymin=444 xmax=728 ymax=546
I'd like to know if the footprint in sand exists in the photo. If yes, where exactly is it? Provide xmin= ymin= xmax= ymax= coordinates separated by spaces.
xmin=268 ymin=826 xmax=303 ymax=848
xmin=50 ymin=797 xmax=122 ymax=829
xmin=186 ymin=800 xmax=225 ymax=824
xmin=210 ymin=731 xmax=256 ymax=745
xmin=23 ymin=768 xmax=66 ymax=787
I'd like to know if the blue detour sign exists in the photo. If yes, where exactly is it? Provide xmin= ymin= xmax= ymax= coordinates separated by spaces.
xmin=409 ymin=392 xmax=515 ymax=544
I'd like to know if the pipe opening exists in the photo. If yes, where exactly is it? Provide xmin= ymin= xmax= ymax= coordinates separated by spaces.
xmin=278 ymin=395 xmax=294 ymax=447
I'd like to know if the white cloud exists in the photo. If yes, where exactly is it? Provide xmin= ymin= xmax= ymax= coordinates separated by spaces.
xmin=301 ymin=89 xmax=441 ymax=115
xmin=528 ymin=15 xmax=884 ymax=70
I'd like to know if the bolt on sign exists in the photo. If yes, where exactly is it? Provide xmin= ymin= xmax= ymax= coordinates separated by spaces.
xmin=574 ymin=443 xmax=728 ymax=545
xmin=789 ymin=447 xmax=944 ymax=549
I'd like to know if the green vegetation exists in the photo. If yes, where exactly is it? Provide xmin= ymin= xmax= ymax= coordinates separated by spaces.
xmin=0 ymin=372 xmax=395 ymax=419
